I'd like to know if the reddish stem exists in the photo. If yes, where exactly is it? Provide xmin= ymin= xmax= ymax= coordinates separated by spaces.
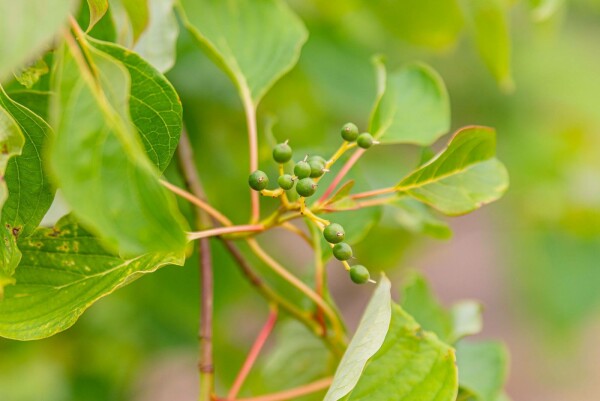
xmin=227 ymin=377 xmax=333 ymax=401
xmin=350 ymin=186 xmax=396 ymax=200
xmin=187 ymin=225 xmax=264 ymax=240
xmin=227 ymin=308 xmax=279 ymax=400
xmin=318 ymin=148 xmax=366 ymax=202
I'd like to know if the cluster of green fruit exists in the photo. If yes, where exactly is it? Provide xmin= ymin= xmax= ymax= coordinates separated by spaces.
xmin=247 ymin=122 xmax=375 ymax=284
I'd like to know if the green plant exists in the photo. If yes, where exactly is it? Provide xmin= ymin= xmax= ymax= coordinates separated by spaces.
xmin=0 ymin=1 xmax=512 ymax=401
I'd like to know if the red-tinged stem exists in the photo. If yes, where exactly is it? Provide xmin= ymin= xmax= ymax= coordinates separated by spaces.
xmin=242 ymin=90 xmax=260 ymax=223
xmin=351 ymin=186 xmax=396 ymax=200
xmin=188 ymin=225 xmax=264 ymax=241
xmin=198 ymin=237 xmax=214 ymax=401
xmin=318 ymin=148 xmax=366 ymax=203
xmin=227 ymin=377 xmax=333 ymax=401
xmin=227 ymin=308 xmax=279 ymax=400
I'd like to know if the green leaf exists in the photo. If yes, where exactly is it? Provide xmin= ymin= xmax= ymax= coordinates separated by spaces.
xmin=5 ymin=90 xmax=50 ymax=121
xmin=87 ymin=37 xmax=183 ymax=172
xmin=120 ymin=0 xmax=150 ymax=42
xmin=86 ymin=0 xmax=109 ymax=31
xmin=13 ymin=58 xmax=49 ymax=89
xmin=456 ymin=340 xmax=509 ymax=401
xmin=460 ymin=0 xmax=513 ymax=90
xmin=370 ymin=0 xmax=464 ymax=50
xmin=324 ymin=275 xmax=392 ymax=401
xmin=49 ymin=40 xmax=187 ymax=255
xmin=347 ymin=304 xmax=458 ymax=401
xmin=178 ymin=0 xmax=308 ymax=105
xmin=400 ymin=272 xmax=452 ymax=341
xmin=133 ymin=0 xmax=179 ymax=72
xmin=396 ymin=126 xmax=509 ymax=216
xmin=0 ymin=0 xmax=77 ymax=83
xmin=450 ymin=301 xmax=483 ymax=342
xmin=528 ymin=0 xmax=564 ymax=21
xmin=391 ymin=198 xmax=453 ymax=239
xmin=369 ymin=62 xmax=451 ymax=146
xmin=262 ymin=320 xmax=332 ymax=389
xmin=0 ymin=87 xmax=55 ymax=239
xmin=0 ymin=215 xmax=184 ymax=340
xmin=324 ymin=180 xmax=355 ymax=206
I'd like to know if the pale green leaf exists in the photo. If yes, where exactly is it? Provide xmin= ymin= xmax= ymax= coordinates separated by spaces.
xmin=262 ymin=320 xmax=332 ymax=389
xmin=400 ymin=272 xmax=452 ymax=341
xmin=347 ymin=304 xmax=458 ymax=401
xmin=86 ymin=0 xmax=109 ymax=31
xmin=13 ymin=58 xmax=49 ymax=89
xmin=324 ymin=275 xmax=392 ymax=401
xmin=450 ymin=301 xmax=483 ymax=342
xmin=121 ymin=0 xmax=150 ymax=42
xmin=88 ymin=37 xmax=183 ymax=171
xmin=370 ymin=62 xmax=450 ymax=146
xmin=0 ymin=0 xmax=77 ymax=82
xmin=460 ymin=0 xmax=513 ymax=90
xmin=134 ymin=0 xmax=179 ymax=72
xmin=528 ymin=0 xmax=565 ymax=21
xmin=178 ymin=0 xmax=308 ymax=105
xmin=370 ymin=0 xmax=464 ymax=50
xmin=392 ymin=198 xmax=453 ymax=239
xmin=49 ymin=41 xmax=188 ymax=255
xmin=456 ymin=340 xmax=509 ymax=401
xmin=396 ymin=126 xmax=509 ymax=216
xmin=0 ymin=215 xmax=184 ymax=340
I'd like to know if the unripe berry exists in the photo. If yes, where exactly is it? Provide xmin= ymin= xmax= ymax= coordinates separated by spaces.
xmin=309 ymin=159 xmax=326 ymax=178
xmin=341 ymin=122 xmax=359 ymax=142
xmin=248 ymin=170 xmax=269 ymax=191
xmin=357 ymin=133 xmax=375 ymax=149
xmin=349 ymin=265 xmax=370 ymax=284
xmin=296 ymin=178 xmax=318 ymax=197
xmin=323 ymin=223 xmax=345 ymax=244
xmin=273 ymin=142 xmax=293 ymax=163
xmin=333 ymin=242 xmax=353 ymax=260
xmin=308 ymin=155 xmax=327 ymax=165
xmin=294 ymin=161 xmax=311 ymax=179
xmin=278 ymin=174 xmax=295 ymax=190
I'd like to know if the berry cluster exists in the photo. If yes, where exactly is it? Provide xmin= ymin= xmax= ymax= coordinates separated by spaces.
xmin=248 ymin=123 xmax=378 ymax=284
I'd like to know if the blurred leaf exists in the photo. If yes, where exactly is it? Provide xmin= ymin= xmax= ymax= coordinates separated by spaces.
xmin=262 ymin=320 xmax=332 ymax=389
xmin=370 ymin=0 xmax=464 ymax=50
xmin=456 ymin=340 xmax=509 ymax=401
xmin=13 ymin=58 xmax=49 ymax=89
xmin=86 ymin=0 xmax=109 ymax=31
xmin=528 ymin=0 xmax=565 ymax=21
xmin=450 ymin=301 xmax=483 ymax=342
xmin=396 ymin=126 xmax=509 ymax=216
xmin=120 ymin=0 xmax=150 ymax=42
xmin=391 ymin=198 xmax=452 ymax=239
xmin=370 ymin=62 xmax=451 ymax=146
xmin=50 ymin=40 xmax=187 ymax=255
xmin=324 ymin=275 xmax=392 ymax=401
xmin=178 ymin=0 xmax=308 ymax=105
xmin=324 ymin=180 xmax=355 ymax=206
xmin=460 ymin=0 xmax=513 ymax=90
xmin=0 ymin=215 xmax=184 ymax=340
xmin=0 ymin=0 xmax=77 ymax=83
xmin=88 ymin=38 xmax=183 ymax=172
xmin=400 ymin=272 xmax=452 ymax=341
xmin=347 ymin=304 xmax=458 ymax=401
xmin=134 ymin=0 xmax=179 ymax=72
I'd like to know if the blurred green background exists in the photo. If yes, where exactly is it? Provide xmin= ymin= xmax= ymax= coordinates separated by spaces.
xmin=2 ymin=0 xmax=600 ymax=400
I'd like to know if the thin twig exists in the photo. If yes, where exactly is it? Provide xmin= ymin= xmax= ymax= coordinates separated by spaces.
xmin=230 ymin=377 xmax=333 ymax=401
xmin=227 ymin=307 xmax=278 ymax=400
xmin=187 ymin=225 xmax=264 ymax=241
xmin=350 ymin=186 xmax=396 ymax=200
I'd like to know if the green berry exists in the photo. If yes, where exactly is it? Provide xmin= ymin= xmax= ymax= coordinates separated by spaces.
xmin=294 ymin=161 xmax=312 ymax=179
xmin=333 ymin=242 xmax=353 ymax=260
xmin=308 ymin=155 xmax=327 ymax=165
xmin=278 ymin=174 xmax=295 ymax=190
xmin=309 ymin=159 xmax=326 ymax=178
xmin=349 ymin=265 xmax=370 ymax=284
xmin=357 ymin=133 xmax=375 ymax=149
xmin=273 ymin=142 xmax=293 ymax=163
xmin=341 ymin=122 xmax=359 ymax=142
xmin=296 ymin=178 xmax=318 ymax=197
xmin=323 ymin=223 xmax=345 ymax=244
xmin=248 ymin=170 xmax=269 ymax=191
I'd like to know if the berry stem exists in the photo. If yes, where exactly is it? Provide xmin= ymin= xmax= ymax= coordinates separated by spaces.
xmin=226 ymin=377 xmax=333 ymax=401
xmin=160 ymin=180 xmax=233 ymax=227
xmin=187 ymin=225 xmax=264 ymax=241
xmin=227 ymin=306 xmax=278 ymax=400
xmin=260 ymin=188 xmax=284 ymax=198
xmin=318 ymin=148 xmax=366 ymax=203
xmin=307 ymin=221 xmax=327 ymax=336
xmin=314 ymin=141 xmax=356 ymax=185
xmin=246 ymin=239 xmax=346 ymax=352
